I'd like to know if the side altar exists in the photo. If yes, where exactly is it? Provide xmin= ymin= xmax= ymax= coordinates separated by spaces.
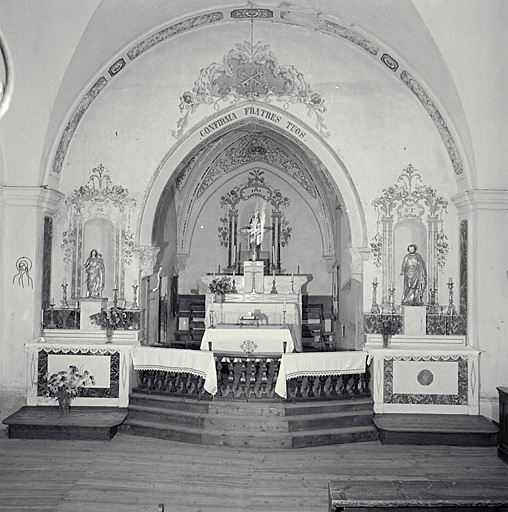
xmin=365 ymin=306 xmax=480 ymax=415
xmin=201 ymin=261 xmax=307 ymax=353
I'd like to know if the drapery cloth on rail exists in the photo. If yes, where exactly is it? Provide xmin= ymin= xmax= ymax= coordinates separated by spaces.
xmin=133 ymin=347 xmax=217 ymax=395
xmin=200 ymin=326 xmax=294 ymax=354
xmin=275 ymin=351 xmax=370 ymax=399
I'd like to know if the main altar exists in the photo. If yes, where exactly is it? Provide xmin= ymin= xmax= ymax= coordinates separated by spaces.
xmin=201 ymin=261 xmax=306 ymax=355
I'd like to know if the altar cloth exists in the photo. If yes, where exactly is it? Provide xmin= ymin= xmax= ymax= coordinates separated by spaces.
xmin=133 ymin=347 xmax=217 ymax=395
xmin=200 ymin=326 xmax=294 ymax=354
xmin=275 ymin=351 xmax=369 ymax=398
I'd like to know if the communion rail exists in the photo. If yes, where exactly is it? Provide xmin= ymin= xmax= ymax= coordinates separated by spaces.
xmin=135 ymin=354 xmax=371 ymax=401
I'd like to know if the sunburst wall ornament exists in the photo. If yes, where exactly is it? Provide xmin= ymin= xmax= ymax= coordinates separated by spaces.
xmin=172 ymin=40 xmax=330 ymax=139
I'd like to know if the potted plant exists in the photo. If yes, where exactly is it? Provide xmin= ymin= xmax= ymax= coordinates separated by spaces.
xmin=90 ymin=306 xmax=128 ymax=342
xmin=374 ymin=315 xmax=400 ymax=347
xmin=42 ymin=365 xmax=95 ymax=415
xmin=208 ymin=276 xmax=233 ymax=302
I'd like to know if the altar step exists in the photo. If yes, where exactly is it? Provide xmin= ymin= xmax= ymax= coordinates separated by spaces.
xmin=121 ymin=392 xmax=379 ymax=448
xmin=374 ymin=413 xmax=499 ymax=446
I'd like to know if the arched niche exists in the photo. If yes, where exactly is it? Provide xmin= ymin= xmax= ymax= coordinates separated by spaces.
xmin=372 ymin=164 xmax=448 ymax=305
xmin=82 ymin=218 xmax=115 ymax=295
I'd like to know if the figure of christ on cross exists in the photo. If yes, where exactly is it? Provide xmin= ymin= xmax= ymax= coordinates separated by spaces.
xmin=239 ymin=207 xmax=272 ymax=261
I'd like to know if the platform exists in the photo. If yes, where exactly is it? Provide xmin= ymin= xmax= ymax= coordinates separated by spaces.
xmin=374 ymin=413 xmax=498 ymax=446
xmin=2 ymin=406 xmax=128 ymax=440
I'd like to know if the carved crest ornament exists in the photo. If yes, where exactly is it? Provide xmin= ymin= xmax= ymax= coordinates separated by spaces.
xmin=172 ymin=40 xmax=330 ymax=139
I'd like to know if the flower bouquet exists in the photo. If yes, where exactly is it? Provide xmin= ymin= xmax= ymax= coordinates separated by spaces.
xmin=90 ymin=306 xmax=128 ymax=342
xmin=208 ymin=276 xmax=232 ymax=301
xmin=374 ymin=315 xmax=400 ymax=347
xmin=42 ymin=365 xmax=95 ymax=415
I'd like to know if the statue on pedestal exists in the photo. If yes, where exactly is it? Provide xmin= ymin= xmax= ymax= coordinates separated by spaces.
xmin=84 ymin=249 xmax=105 ymax=298
xmin=400 ymin=244 xmax=427 ymax=306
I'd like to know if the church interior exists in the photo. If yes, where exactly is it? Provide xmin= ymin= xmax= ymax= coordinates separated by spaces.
xmin=1 ymin=1 xmax=508 ymax=510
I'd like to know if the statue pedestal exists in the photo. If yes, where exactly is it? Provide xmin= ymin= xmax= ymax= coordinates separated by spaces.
xmin=403 ymin=305 xmax=426 ymax=336
xmin=79 ymin=298 xmax=108 ymax=331
xmin=243 ymin=261 xmax=265 ymax=293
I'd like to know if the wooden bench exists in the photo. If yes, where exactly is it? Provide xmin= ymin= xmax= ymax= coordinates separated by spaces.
xmin=329 ymin=480 xmax=508 ymax=511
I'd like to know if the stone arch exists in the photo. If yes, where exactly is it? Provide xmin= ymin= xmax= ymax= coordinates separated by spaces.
xmin=137 ymin=103 xmax=367 ymax=262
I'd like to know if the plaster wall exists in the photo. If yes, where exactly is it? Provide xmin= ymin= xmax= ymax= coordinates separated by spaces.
xmin=414 ymin=0 xmax=508 ymax=189
xmin=0 ymin=1 xmax=99 ymax=187
xmin=55 ymin=20 xmax=460 ymax=309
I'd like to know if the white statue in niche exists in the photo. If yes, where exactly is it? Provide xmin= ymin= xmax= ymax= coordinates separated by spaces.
xmin=84 ymin=249 xmax=105 ymax=298
xmin=400 ymin=244 xmax=427 ymax=306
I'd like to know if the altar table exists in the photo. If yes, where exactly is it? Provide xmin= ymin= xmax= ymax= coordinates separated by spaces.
xmin=275 ymin=351 xmax=370 ymax=399
xmin=133 ymin=347 xmax=217 ymax=395
xmin=200 ymin=325 xmax=294 ymax=354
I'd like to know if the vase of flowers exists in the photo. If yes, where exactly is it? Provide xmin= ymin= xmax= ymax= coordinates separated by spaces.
xmin=90 ymin=306 xmax=128 ymax=343
xmin=374 ymin=315 xmax=400 ymax=347
xmin=42 ymin=365 xmax=95 ymax=416
xmin=208 ymin=276 xmax=232 ymax=302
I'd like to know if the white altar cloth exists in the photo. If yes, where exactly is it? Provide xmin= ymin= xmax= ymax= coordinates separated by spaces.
xmin=200 ymin=326 xmax=294 ymax=354
xmin=275 ymin=351 xmax=370 ymax=398
xmin=133 ymin=347 xmax=217 ymax=395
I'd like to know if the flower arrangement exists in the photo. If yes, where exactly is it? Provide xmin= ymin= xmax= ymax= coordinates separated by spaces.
xmin=374 ymin=315 xmax=400 ymax=347
xmin=208 ymin=276 xmax=233 ymax=295
xmin=42 ymin=365 xmax=94 ymax=414
xmin=90 ymin=306 xmax=128 ymax=340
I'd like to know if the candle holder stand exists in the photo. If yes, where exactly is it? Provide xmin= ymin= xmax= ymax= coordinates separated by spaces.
xmin=371 ymin=281 xmax=380 ymax=314
xmin=132 ymin=284 xmax=139 ymax=310
xmin=61 ymin=283 xmax=69 ymax=309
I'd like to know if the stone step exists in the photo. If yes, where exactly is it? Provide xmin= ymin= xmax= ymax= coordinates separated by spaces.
xmin=209 ymin=401 xmax=285 ymax=417
xmin=291 ymin=425 xmax=379 ymax=448
xmin=284 ymin=397 xmax=374 ymax=416
xmin=288 ymin=410 xmax=374 ymax=432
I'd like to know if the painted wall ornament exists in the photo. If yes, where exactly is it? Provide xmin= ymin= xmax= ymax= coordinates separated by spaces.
xmin=400 ymin=244 xmax=427 ymax=306
xmin=172 ymin=40 xmax=330 ymax=139
xmin=13 ymin=257 xmax=33 ymax=289
xmin=371 ymin=164 xmax=448 ymax=303
xmin=84 ymin=249 xmax=105 ymax=298
xmin=60 ymin=165 xmax=137 ymax=299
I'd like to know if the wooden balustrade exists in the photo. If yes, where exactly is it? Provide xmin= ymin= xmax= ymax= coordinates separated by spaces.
xmin=135 ymin=354 xmax=371 ymax=401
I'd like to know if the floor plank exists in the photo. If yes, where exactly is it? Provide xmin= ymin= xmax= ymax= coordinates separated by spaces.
xmin=0 ymin=434 xmax=507 ymax=512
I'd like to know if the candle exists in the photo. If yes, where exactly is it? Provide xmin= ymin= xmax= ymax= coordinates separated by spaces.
xmin=283 ymin=295 xmax=286 ymax=309
xmin=218 ymin=265 xmax=221 ymax=274
xmin=373 ymin=277 xmax=377 ymax=284
xmin=63 ymin=278 xmax=66 ymax=285
xmin=291 ymin=268 xmax=294 ymax=279
xmin=273 ymin=270 xmax=275 ymax=279
xmin=390 ymin=281 xmax=394 ymax=289
xmin=233 ymin=269 xmax=235 ymax=277
xmin=51 ymin=298 xmax=54 ymax=304
xmin=448 ymin=277 xmax=453 ymax=284
xmin=134 ymin=279 xmax=137 ymax=286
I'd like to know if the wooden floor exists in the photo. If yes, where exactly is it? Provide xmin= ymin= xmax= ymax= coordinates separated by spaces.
xmin=1 ymin=428 xmax=508 ymax=512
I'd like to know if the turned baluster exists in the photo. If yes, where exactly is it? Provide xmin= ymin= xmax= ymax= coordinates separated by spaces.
xmin=259 ymin=360 xmax=268 ymax=399
xmin=226 ymin=360 xmax=235 ymax=398
xmin=265 ymin=359 xmax=276 ymax=398
xmin=295 ymin=376 xmax=303 ymax=398
xmin=330 ymin=374 xmax=339 ymax=396
xmin=232 ymin=360 xmax=243 ymax=398
xmin=238 ymin=359 xmax=248 ymax=399
xmin=307 ymin=376 xmax=316 ymax=398
xmin=362 ymin=366 xmax=371 ymax=393
xmin=215 ymin=358 xmax=224 ymax=397
xmin=341 ymin=374 xmax=352 ymax=394
xmin=351 ymin=374 xmax=360 ymax=394
xmin=147 ymin=370 xmax=156 ymax=391
xmin=319 ymin=375 xmax=328 ymax=397
xmin=179 ymin=372 xmax=188 ymax=394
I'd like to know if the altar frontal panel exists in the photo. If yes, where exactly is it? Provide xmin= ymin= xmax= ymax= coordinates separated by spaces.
xmin=47 ymin=354 xmax=111 ymax=388
xmin=392 ymin=360 xmax=458 ymax=395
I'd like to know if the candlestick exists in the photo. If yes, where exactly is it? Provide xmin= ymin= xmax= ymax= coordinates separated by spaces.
xmin=113 ymin=288 xmax=119 ymax=308
xmin=283 ymin=295 xmax=286 ymax=309
xmin=132 ymin=283 xmax=139 ymax=310
xmin=61 ymin=281 xmax=69 ymax=309
xmin=446 ymin=280 xmax=456 ymax=316
xmin=270 ymin=272 xmax=278 ymax=294
xmin=388 ymin=285 xmax=396 ymax=314
xmin=371 ymin=280 xmax=380 ymax=314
